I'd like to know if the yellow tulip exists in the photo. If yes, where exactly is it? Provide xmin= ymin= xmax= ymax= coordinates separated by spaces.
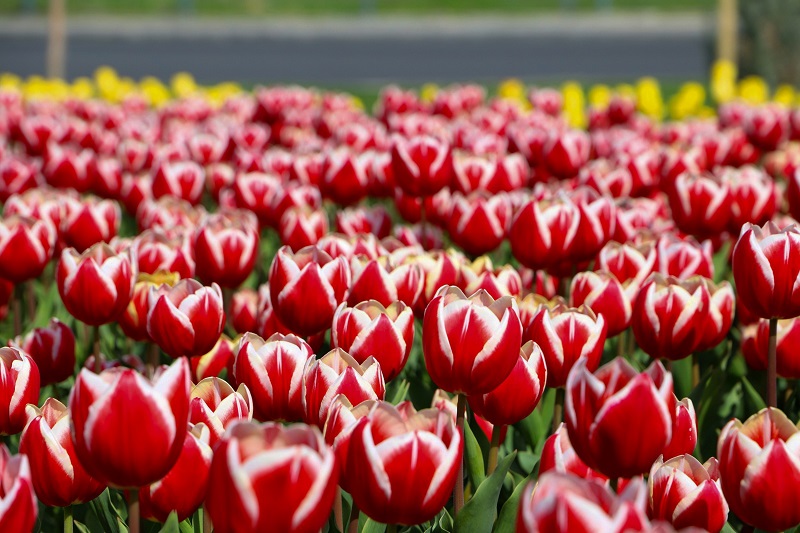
xmin=774 ymin=84 xmax=795 ymax=106
xmin=737 ymin=75 xmax=769 ymax=104
xmin=171 ymin=72 xmax=197 ymax=98
xmin=498 ymin=78 xmax=526 ymax=102
xmin=588 ymin=84 xmax=611 ymax=109
xmin=420 ymin=83 xmax=439 ymax=103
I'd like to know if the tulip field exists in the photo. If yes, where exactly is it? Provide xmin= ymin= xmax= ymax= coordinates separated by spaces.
xmin=2 ymin=62 xmax=800 ymax=533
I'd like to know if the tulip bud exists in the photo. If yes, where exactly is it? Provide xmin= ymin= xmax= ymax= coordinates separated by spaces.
xmin=570 ymin=271 xmax=633 ymax=338
xmin=231 ymin=171 xmax=282 ymax=228
xmin=322 ymin=395 xmax=376 ymax=492
xmin=565 ymin=358 xmax=674 ymax=479
xmin=151 ymin=160 xmax=205 ymax=205
xmin=732 ymin=222 xmax=800 ymax=319
xmin=193 ymin=210 xmax=259 ymax=288
xmin=268 ymin=245 xmax=350 ymax=336
xmin=19 ymin=398 xmax=105 ymax=507
xmin=190 ymin=335 xmax=236 ymax=383
xmin=119 ymin=272 xmax=179 ymax=342
xmin=648 ymin=454 xmax=728 ymax=533
xmin=147 ymin=279 xmax=225 ymax=358
xmin=718 ymin=408 xmax=800 ymax=531
xmin=0 ymin=215 xmax=56 ymax=283
xmin=60 ymin=196 xmax=120 ymax=253
xmin=469 ymin=341 xmax=547 ymax=426
xmin=332 ymin=300 xmax=414 ymax=382
xmin=631 ymin=275 xmax=710 ymax=361
xmin=668 ymin=172 xmax=731 ymax=238
xmin=69 ymin=357 xmax=191 ymax=487
xmin=0 ymin=445 xmax=37 ymax=531
xmin=10 ymin=318 xmax=75 ymax=386
xmin=234 ymin=333 xmax=314 ymax=422
xmin=133 ymin=229 xmax=195 ymax=279
xmin=57 ymin=243 xmax=136 ymax=326
xmin=320 ymin=148 xmax=370 ymax=206
xmin=528 ymin=302 xmax=607 ymax=388
xmin=694 ymin=279 xmax=735 ymax=352
xmin=542 ymin=128 xmax=591 ymax=180
xmin=597 ymin=240 xmax=656 ymax=291
xmin=540 ymin=423 xmax=607 ymax=482
xmin=423 ymin=286 xmax=522 ymax=395
xmin=302 ymin=348 xmax=385 ymax=428
xmin=0 ymin=347 xmax=40 ymax=436
xmin=345 ymin=402 xmax=462 ymax=526
xmin=205 ymin=422 xmax=338 ymax=533
xmin=278 ymin=205 xmax=328 ymax=252
xmin=230 ymin=288 xmax=258 ymax=335
xmin=662 ymin=398 xmax=697 ymax=459
xmin=516 ymin=473 xmax=650 ymax=533
xmin=656 ymin=233 xmax=714 ymax=281
xmin=139 ymin=424 xmax=213 ymax=522
xmin=189 ymin=378 xmax=253 ymax=447
xmin=391 ymin=135 xmax=453 ymax=197
xmin=448 ymin=192 xmax=511 ymax=256
xmin=509 ymin=195 xmax=579 ymax=271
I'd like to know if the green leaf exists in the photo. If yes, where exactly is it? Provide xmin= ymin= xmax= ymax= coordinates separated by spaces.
xmin=159 ymin=512 xmax=180 ymax=533
xmin=493 ymin=471 xmax=534 ymax=533
xmin=463 ymin=419 xmax=486 ymax=488
xmin=454 ymin=451 xmax=517 ymax=533
xmin=741 ymin=375 xmax=767 ymax=412
xmin=720 ymin=522 xmax=737 ymax=533
xmin=438 ymin=510 xmax=453 ymax=533
xmin=361 ymin=518 xmax=386 ymax=533
xmin=388 ymin=379 xmax=410 ymax=405
xmin=516 ymin=450 xmax=539 ymax=476
xmin=74 ymin=522 xmax=92 ymax=533
xmin=89 ymin=489 xmax=121 ymax=533
xmin=670 ymin=355 xmax=694 ymax=399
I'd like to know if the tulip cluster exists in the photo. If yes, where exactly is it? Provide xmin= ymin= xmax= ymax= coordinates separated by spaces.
xmin=2 ymin=71 xmax=800 ymax=533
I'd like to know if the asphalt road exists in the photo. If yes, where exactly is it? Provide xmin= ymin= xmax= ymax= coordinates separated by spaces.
xmin=0 ymin=16 xmax=713 ymax=85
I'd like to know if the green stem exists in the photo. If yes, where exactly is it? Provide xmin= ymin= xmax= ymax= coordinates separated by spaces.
xmin=64 ymin=505 xmax=73 ymax=533
xmin=487 ymin=424 xmax=503 ymax=476
xmin=552 ymin=388 xmax=564 ymax=434
xmin=768 ymin=317 xmax=778 ymax=408
xmin=454 ymin=393 xmax=467 ymax=517
xmin=347 ymin=500 xmax=360 ymax=533
xmin=92 ymin=325 xmax=102 ymax=373
xmin=334 ymin=488 xmax=343 ymax=533
xmin=692 ymin=353 xmax=700 ymax=390
xmin=127 ymin=491 xmax=140 ymax=533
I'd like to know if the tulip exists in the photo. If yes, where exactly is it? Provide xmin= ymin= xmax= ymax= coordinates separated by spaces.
xmin=656 ymin=233 xmax=714 ymax=281
xmin=667 ymin=172 xmax=730 ymax=239
xmin=718 ymin=408 xmax=800 ymax=531
xmin=344 ymin=402 xmax=462 ymax=526
xmin=0 ymin=157 xmax=42 ymax=202
xmin=662 ymin=398 xmax=698 ymax=459
xmin=190 ymin=334 xmax=236 ymax=383
xmin=205 ymin=422 xmax=338 ymax=533
xmin=230 ymin=288 xmax=258 ymax=335
xmin=69 ymin=357 xmax=191 ymax=488
xmin=60 ymin=196 xmax=121 ymax=253
xmin=0 ymin=215 xmax=56 ymax=283
xmin=391 ymin=134 xmax=453 ymax=197
xmin=648 ymin=454 xmax=728 ymax=533
xmin=565 ymin=358 xmax=674 ymax=479
xmin=463 ymin=261 xmax=523 ymax=300
xmin=540 ymin=423 xmax=607 ymax=482
xmin=508 ymin=195 xmax=579 ymax=272
xmin=19 ymin=398 xmax=105 ymax=507
xmin=527 ymin=302 xmax=606 ymax=388
xmin=0 ymin=347 xmax=40 ymax=436
xmin=10 ymin=318 xmax=75 ymax=386
xmin=320 ymin=148 xmax=370 ymax=206
xmin=139 ymin=424 xmax=213 ymax=523
xmin=694 ymin=279 xmax=735 ymax=352
xmin=322 ymin=395 xmax=376 ymax=491
xmin=631 ymin=275 xmax=710 ymax=361
xmin=331 ymin=300 xmax=414 ymax=381
xmin=119 ymin=272 xmax=179 ymax=342
xmin=569 ymin=187 xmax=616 ymax=263
xmin=234 ymin=333 xmax=314 ymax=422
xmin=193 ymin=210 xmax=259 ymax=288
xmin=542 ymin=128 xmax=591 ymax=180
xmin=133 ymin=229 xmax=195 ymax=279
xmin=151 ymin=160 xmax=205 ymax=205
xmin=147 ymin=279 xmax=225 ymax=358
xmin=569 ymin=271 xmax=633 ymax=338
xmin=189 ymin=377 xmax=253 ymax=447
xmin=423 ymin=286 xmax=522 ymax=396
xmin=0 ymin=445 xmax=37 ymax=532
xmin=722 ymin=165 xmax=778 ymax=233
xmin=741 ymin=316 xmax=800 ymax=378
xmin=448 ymin=192 xmax=511 ymax=256
xmin=597 ymin=240 xmax=655 ymax=291
xmin=516 ymin=473 xmax=650 ymax=533
xmin=278 ymin=206 xmax=328 ymax=252
xmin=136 ymin=197 xmax=206 ymax=234
xmin=43 ymin=141 xmax=94 ymax=191
xmin=268 ymin=245 xmax=350 ymax=336
xmin=469 ymin=341 xmax=547 ymax=427
xmin=303 ymin=348 xmax=385 ymax=428
xmin=56 ymin=243 xmax=136 ymax=326
xmin=335 ymin=205 xmax=393 ymax=239
xmin=231 ymin=171 xmax=282 ymax=228
xmin=346 ymin=256 xmax=422 ymax=308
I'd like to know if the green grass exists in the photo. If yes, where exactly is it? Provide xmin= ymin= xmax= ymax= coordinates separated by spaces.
xmin=0 ymin=0 xmax=716 ymax=16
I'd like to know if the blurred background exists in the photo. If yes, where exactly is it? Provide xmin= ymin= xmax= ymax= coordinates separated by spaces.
xmin=0 ymin=0 xmax=797 ymax=103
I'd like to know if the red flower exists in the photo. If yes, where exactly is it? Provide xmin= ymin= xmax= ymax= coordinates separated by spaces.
xmin=391 ymin=135 xmax=453 ymax=197
xmin=527 ymin=302 xmax=606 ymax=388
xmin=570 ymin=271 xmax=633 ymax=338
xmin=269 ymin=245 xmax=350 ymax=336
xmin=302 ymin=348 xmax=385 ymax=428
xmin=19 ymin=398 xmax=104 ymax=507
xmin=667 ymin=172 xmax=730 ymax=238
xmin=69 ymin=357 xmax=191 ymax=488
xmin=565 ymin=358 xmax=674 ymax=479
xmin=320 ymin=148 xmax=370 ymax=206
xmin=648 ymin=454 xmax=728 ymax=533
xmin=193 ymin=210 xmax=259 ymax=288
xmin=732 ymin=222 xmax=800 ymax=319
xmin=234 ymin=333 xmax=314 ymax=422
xmin=345 ymin=402 xmax=462 ymax=526
xmin=60 ymin=196 xmax=120 ymax=253
xmin=205 ymin=422 xmax=338 ymax=533
xmin=509 ymin=195 xmax=579 ymax=271
xmin=631 ymin=275 xmax=710 ymax=361
xmin=189 ymin=377 xmax=253 ymax=447
xmin=0 ymin=214 xmax=56 ymax=283
xmin=133 ymin=229 xmax=195 ymax=279
xmin=10 ymin=318 xmax=74 ymax=386
xmin=0 ymin=445 xmax=37 ymax=532
xmin=139 ymin=424 xmax=213 ymax=522
xmin=278 ymin=206 xmax=328 ymax=252
xmin=322 ymin=395 xmax=376 ymax=492
xmin=56 ymin=243 xmax=136 ymax=326
xmin=331 ymin=300 xmax=414 ymax=382
xmin=718 ymin=408 xmax=800 ymax=531
xmin=151 ymin=160 xmax=205 ymax=205
xmin=540 ymin=423 xmax=607 ymax=483
xmin=423 ymin=286 xmax=522 ymax=395
xmin=230 ymin=288 xmax=258 ymax=335
xmin=469 ymin=341 xmax=547 ymax=426
xmin=448 ymin=192 xmax=511 ymax=256
xmin=147 ymin=279 xmax=225 ymax=358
